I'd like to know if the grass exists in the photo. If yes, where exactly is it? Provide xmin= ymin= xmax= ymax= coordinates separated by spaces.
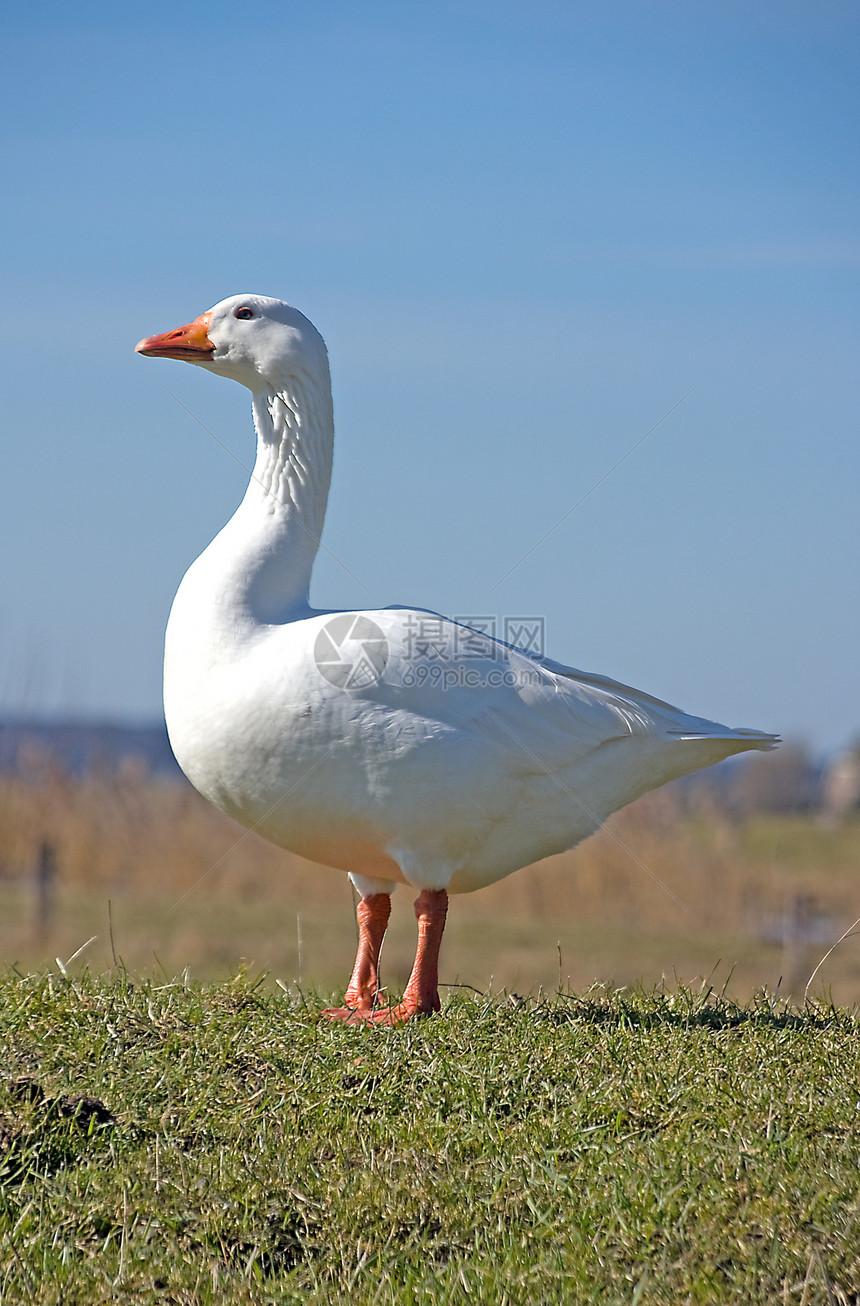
xmin=2 ymin=971 xmax=860 ymax=1303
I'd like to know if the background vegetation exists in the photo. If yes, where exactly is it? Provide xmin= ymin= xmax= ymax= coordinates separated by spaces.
xmin=1 ymin=746 xmax=859 ymax=1005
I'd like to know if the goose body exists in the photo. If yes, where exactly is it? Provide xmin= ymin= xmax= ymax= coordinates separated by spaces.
xmin=137 ymin=294 xmax=777 ymax=1021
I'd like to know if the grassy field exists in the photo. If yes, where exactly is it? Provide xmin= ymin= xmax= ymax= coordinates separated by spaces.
xmin=1 ymin=972 xmax=859 ymax=1303
xmin=4 ymin=762 xmax=859 ymax=1301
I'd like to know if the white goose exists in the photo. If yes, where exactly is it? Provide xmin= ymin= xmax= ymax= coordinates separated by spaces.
xmin=136 ymin=294 xmax=777 ymax=1023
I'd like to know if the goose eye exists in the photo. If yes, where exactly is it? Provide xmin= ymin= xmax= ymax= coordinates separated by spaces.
xmin=234 ymin=306 xmax=255 ymax=320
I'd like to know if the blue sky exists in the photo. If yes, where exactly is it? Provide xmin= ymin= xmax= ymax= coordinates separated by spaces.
xmin=2 ymin=1 xmax=858 ymax=753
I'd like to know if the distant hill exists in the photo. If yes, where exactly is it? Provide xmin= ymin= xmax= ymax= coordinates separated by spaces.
xmin=0 ymin=719 xmax=182 ymax=778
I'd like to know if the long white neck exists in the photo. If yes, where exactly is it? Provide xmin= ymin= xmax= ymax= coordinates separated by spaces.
xmin=199 ymin=368 xmax=334 ymax=626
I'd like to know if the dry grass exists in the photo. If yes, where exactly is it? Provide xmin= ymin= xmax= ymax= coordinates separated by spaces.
xmin=2 ymin=756 xmax=860 ymax=1003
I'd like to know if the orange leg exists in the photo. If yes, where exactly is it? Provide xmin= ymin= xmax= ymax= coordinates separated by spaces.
xmin=322 ymin=893 xmax=391 ymax=1021
xmin=365 ymin=888 xmax=448 ymax=1025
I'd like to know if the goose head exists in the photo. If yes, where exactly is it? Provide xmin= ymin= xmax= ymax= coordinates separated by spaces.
xmin=136 ymin=293 xmax=329 ymax=393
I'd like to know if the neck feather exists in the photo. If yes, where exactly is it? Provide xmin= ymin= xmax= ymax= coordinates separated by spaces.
xmin=232 ymin=370 xmax=334 ymax=619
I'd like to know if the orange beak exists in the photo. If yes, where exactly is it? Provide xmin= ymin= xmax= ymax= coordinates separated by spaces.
xmin=135 ymin=312 xmax=215 ymax=361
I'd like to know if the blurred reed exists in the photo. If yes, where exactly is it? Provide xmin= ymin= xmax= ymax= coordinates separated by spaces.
xmin=1 ymin=749 xmax=859 ymax=1001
